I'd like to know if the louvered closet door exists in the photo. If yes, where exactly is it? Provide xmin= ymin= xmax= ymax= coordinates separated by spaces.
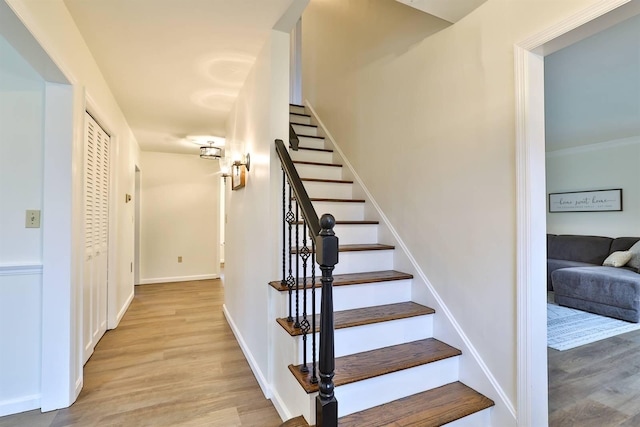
xmin=83 ymin=112 xmax=110 ymax=364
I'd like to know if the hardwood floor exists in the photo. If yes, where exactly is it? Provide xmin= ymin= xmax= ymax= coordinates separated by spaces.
xmin=548 ymin=327 xmax=640 ymax=426
xmin=0 ymin=279 xmax=282 ymax=427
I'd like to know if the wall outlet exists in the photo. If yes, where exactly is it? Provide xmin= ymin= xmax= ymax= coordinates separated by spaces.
xmin=26 ymin=210 xmax=41 ymax=228
xmin=178 ymin=256 xmax=183 ymax=263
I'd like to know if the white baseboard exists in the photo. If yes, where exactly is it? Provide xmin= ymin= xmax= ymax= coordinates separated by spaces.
xmin=269 ymin=387 xmax=291 ymax=423
xmin=0 ymin=394 xmax=41 ymax=417
xmin=222 ymin=304 xmax=271 ymax=399
xmin=114 ymin=289 xmax=134 ymax=327
xmin=138 ymin=274 xmax=220 ymax=285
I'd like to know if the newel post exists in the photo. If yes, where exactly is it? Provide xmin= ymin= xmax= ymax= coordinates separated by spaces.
xmin=315 ymin=214 xmax=338 ymax=427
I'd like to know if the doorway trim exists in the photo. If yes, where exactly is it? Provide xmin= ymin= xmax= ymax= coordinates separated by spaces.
xmin=515 ymin=0 xmax=633 ymax=425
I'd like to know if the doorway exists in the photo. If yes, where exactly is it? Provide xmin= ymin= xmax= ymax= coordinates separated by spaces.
xmin=515 ymin=0 xmax=640 ymax=425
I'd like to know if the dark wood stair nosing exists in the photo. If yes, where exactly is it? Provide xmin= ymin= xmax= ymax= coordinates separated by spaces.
xmin=290 ymin=103 xmax=305 ymax=108
xmin=293 ymin=160 xmax=342 ymax=168
xmin=268 ymin=270 xmax=413 ymax=292
xmin=300 ymin=178 xmax=353 ymax=184
xmin=276 ymin=301 xmax=433 ymax=337
xmin=290 ymin=244 xmax=394 ymax=254
xmin=291 ymin=123 xmax=317 ymax=129
xmin=293 ymin=220 xmax=379 ymax=225
xmin=290 ymin=112 xmax=311 ymax=118
xmin=292 ymin=197 xmax=365 ymax=203
xmin=296 ymin=134 xmax=325 ymax=140
xmin=288 ymin=337 xmax=460 ymax=393
xmin=292 ymin=146 xmax=333 ymax=153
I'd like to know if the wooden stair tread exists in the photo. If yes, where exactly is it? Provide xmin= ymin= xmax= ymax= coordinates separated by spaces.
xmin=339 ymin=381 xmax=495 ymax=427
xmin=301 ymin=178 xmax=353 ymax=184
xmin=290 ymin=244 xmax=394 ymax=254
xmin=293 ymin=220 xmax=379 ymax=225
xmin=292 ymin=123 xmax=317 ymax=129
xmin=276 ymin=301 xmax=433 ymax=337
xmin=290 ymin=103 xmax=305 ymax=108
xmin=293 ymin=160 xmax=342 ymax=167
xmin=290 ymin=112 xmax=311 ymax=118
xmin=289 ymin=338 xmax=459 ymax=393
xmin=292 ymin=197 xmax=364 ymax=203
xmin=294 ymin=146 xmax=333 ymax=153
xmin=297 ymin=135 xmax=325 ymax=140
xmin=269 ymin=270 xmax=412 ymax=291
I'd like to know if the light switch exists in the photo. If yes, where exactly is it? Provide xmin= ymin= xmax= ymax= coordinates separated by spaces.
xmin=26 ymin=210 xmax=41 ymax=228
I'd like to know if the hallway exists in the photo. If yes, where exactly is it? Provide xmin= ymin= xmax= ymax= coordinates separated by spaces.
xmin=0 ymin=280 xmax=282 ymax=427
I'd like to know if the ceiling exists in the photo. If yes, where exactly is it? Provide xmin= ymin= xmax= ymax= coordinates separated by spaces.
xmin=64 ymin=0 xmax=295 ymax=154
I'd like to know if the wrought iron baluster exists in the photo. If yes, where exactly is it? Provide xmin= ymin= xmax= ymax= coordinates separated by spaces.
xmin=294 ymin=202 xmax=300 ymax=329
xmin=281 ymin=170 xmax=286 ymax=288
xmin=311 ymin=239 xmax=318 ymax=384
xmin=285 ymin=184 xmax=295 ymax=323
xmin=299 ymin=225 xmax=311 ymax=373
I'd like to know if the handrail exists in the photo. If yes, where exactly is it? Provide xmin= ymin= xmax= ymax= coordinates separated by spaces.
xmin=275 ymin=139 xmax=320 ymax=237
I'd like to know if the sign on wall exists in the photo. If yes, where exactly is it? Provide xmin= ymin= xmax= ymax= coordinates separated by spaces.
xmin=548 ymin=189 xmax=623 ymax=212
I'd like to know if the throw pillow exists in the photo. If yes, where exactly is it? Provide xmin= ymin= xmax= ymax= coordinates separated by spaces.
xmin=627 ymin=241 xmax=640 ymax=272
xmin=603 ymin=251 xmax=632 ymax=267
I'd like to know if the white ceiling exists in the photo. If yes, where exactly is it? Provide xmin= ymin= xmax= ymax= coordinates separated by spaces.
xmin=64 ymin=0 xmax=295 ymax=154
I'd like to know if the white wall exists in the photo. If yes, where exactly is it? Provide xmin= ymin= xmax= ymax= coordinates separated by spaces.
xmin=301 ymin=0 xmax=611 ymax=419
xmin=2 ymin=0 xmax=141 ymax=414
xmin=546 ymin=138 xmax=640 ymax=237
xmin=545 ymin=14 xmax=640 ymax=152
xmin=224 ymin=29 xmax=289 ymax=396
xmin=0 ymin=34 xmax=45 ymax=416
xmin=545 ymin=15 xmax=640 ymax=238
xmin=139 ymin=151 xmax=220 ymax=284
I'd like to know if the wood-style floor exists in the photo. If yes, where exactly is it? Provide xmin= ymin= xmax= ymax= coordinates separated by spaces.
xmin=0 ymin=279 xmax=282 ymax=427
xmin=548 ymin=327 xmax=640 ymax=426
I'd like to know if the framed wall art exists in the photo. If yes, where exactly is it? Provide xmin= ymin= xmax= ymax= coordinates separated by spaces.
xmin=548 ymin=189 xmax=622 ymax=213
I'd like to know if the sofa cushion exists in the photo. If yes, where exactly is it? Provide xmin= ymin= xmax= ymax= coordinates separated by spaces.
xmin=627 ymin=240 xmax=640 ymax=273
xmin=603 ymin=251 xmax=632 ymax=267
xmin=547 ymin=235 xmax=612 ymax=264
xmin=547 ymin=259 xmax=597 ymax=291
xmin=552 ymin=266 xmax=640 ymax=312
xmin=611 ymin=237 xmax=640 ymax=253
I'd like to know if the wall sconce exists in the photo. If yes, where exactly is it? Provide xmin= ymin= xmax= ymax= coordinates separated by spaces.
xmin=233 ymin=153 xmax=250 ymax=172
xmin=200 ymin=142 xmax=223 ymax=160
xmin=219 ymin=156 xmax=232 ymax=183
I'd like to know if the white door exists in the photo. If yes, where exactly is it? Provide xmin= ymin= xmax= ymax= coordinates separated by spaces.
xmin=83 ymin=112 xmax=109 ymax=364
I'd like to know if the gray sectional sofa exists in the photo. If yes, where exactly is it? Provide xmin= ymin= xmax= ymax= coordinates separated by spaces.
xmin=547 ymin=234 xmax=640 ymax=322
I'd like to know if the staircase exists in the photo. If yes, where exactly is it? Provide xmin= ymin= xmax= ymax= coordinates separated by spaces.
xmin=272 ymin=104 xmax=495 ymax=426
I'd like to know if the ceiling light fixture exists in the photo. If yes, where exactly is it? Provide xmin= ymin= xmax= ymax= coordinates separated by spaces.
xmin=200 ymin=142 xmax=223 ymax=160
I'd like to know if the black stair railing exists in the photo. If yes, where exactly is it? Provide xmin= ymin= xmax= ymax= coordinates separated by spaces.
xmin=275 ymin=138 xmax=338 ymax=427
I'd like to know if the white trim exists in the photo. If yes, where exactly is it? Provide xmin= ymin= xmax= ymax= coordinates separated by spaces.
xmin=546 ymin=135 xmax=640 ymax=157
xmin=137 ymin=274 xmax=220 ymax=285
xmin=222 ymin=304 xmax=271 ymax=399
xmin=0 ymin=394 xmax=41 ymax=417
xmin=305 ymin=100 xmax=516 ymax=420
xmin=514 ymin=1 xmax=633 ymax=426
xmin=0 ymin=264 xmax=43 ymax=276
xmin=113 ymin=289 xmax=134 ymax=327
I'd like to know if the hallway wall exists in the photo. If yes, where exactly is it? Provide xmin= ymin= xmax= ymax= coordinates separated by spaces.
xmin=139 ymin=151 xmax=221 ymax=284
xmin=0 ymin=34 xmax=45 ymax=416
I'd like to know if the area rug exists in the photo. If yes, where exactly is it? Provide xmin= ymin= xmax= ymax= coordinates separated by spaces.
xmin=548 ymin=302 xmax=640 ymax=351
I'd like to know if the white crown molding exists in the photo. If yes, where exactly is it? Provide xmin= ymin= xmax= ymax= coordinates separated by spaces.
xmin=546 ymin=135 xmax=640 ymax=158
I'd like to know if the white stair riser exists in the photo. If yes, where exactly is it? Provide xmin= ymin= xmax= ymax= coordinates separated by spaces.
xmin=292 ymin=249 xmax=394 ymax=276
xmin=290 ymin=105 xmax=306 ymax=115
xmin=274 ymin=279 xmax=413 ymax=316
xmin=295 ymin=163 xmax=343 ymax=181
xmin=333 ymin=223 xmax=378 ymax=245
xmin=290 ymin=114 xmax=311 ymax=125
xmin=298 ymin=137 xmax=326 ymax=150
xmin=292 ymin=124 xmax=318 ymax=137
xmin=291 ymin=315 xmax=434 ymax=363
xmin=312 ymin=201 xmax=363 ymax=220
xmin=290 ymin=148 xmax=334 ymax=164
xmin=303 ymin=181 xmax=353 ymax=199
xmin=336 ymin=357 xmax=460 ymax=418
